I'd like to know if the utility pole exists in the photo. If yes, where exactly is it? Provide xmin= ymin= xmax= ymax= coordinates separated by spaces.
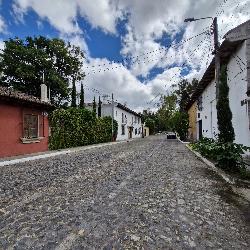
xmin=184 ymin=16 xmax=220 ymax=101
xmin=111 ymin=93 xmax=114 ymax=141
xmin=213 ymin=17 xmax=220 ymax=101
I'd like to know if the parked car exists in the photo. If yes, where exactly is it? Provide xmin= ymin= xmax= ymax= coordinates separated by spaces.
xmin=166 ymin=132 xmax=176 ymax=139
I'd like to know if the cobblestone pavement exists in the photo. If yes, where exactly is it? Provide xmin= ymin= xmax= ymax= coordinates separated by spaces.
xmin=0 ymin=135 xmax=249 ymax=249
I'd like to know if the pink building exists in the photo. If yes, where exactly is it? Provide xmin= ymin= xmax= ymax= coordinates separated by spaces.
xmin=0 ymin=86 xmax=53 ymax=158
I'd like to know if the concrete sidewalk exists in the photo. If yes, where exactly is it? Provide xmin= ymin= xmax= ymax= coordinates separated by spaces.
xmin=0 ymin=140 xmax=128 ymax=167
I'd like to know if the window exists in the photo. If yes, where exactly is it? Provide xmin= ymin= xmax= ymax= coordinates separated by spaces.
xmin=135 ymin=128 xmax=137 ymax=135
xmin=125 ymin=115 xmax=127 ymax=124
xmin=138 ymin=128 xmax=141 ymax=135
xmin=197 ymin=96 xmax=203 ymax=111
xmin=121 ymin=125 xmax=125 ymax=135
xmin=134 ymin=116 xmax=137 ymax=123
xmin=122 ymin=113 xmax=124 ymax=123
xmin=138 ymin=118 xmax=140 ymax=124
xmin=132 ymin=116 xmax=134 ymax=124
xmin=23 ymin=114 xmax=39 ymax=138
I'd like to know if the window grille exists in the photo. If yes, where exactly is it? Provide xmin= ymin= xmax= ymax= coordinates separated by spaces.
xmin=23 ymin=114 xmax=38 ymax=138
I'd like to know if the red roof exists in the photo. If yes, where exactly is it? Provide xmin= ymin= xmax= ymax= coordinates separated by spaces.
xmin=0 ymin=86 xmax=53 ymax=109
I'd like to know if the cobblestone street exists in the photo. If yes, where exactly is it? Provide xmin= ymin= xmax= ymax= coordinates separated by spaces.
xmin=0 ymin=135 xmax=249 ymax=249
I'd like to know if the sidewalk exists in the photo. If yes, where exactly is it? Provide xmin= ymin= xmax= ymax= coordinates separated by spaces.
xmin=0 ymin=140 xmax=128 ymax=167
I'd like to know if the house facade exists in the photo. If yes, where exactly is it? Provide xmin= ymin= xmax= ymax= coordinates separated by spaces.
xmin=86 ymin=102 xmax=143 ymax=141
xmin=0 ymin=85 xmax=53 ymax=158
xmin=187 ymin=101 xmax=198 ymax=141
xmin=186 ymin=20 xmax=250 ymax=146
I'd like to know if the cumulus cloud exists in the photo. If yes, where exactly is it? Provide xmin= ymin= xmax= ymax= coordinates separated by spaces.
xmin=0 ymin=40 xmax=4 ymax=50
xmin=13 ymin=0 xmax=80 ymax=34
xmin=13 ymin=0 xmax=122 ymax=34
xmin=10 ymin=0 xmax=250 ymax=110
xmin=81 ymin=57 xmax=152 ymax=110
xmin=0 ymin=16 xmax=6 ymax=33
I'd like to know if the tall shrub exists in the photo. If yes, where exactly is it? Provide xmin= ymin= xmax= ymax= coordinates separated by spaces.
xmin=93 ymin=96 xmax=96 ymax=115
xmin=49 ymin=108 xmax=118 ymax=150
xmin=79 ymin=83 xmax=84 ymax=108
xmin=98 ymin=96 xmax=102 ymax=117
xmin=145 ymin=118 xmax=155 ymax=135
xmin=216 ymin=65 xmax=235 ymax=143
xmin=71 ymin=80 xmax=77 ymax=107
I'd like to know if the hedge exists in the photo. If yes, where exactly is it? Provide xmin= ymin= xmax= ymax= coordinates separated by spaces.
xmin=49 ymin=107 xmax=118 ymax=150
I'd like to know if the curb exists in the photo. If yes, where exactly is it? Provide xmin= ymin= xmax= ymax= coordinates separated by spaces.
xmin=185 ymin=144 xmax=235 ymax=185
xmin=0 ymin=140 xmax=127 ymax=167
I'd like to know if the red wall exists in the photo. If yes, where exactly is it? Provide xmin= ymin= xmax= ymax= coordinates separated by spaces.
xmin=0 ymin=103 xmax=49 ymax=158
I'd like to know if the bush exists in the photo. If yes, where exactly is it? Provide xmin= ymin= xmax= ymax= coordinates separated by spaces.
xmin=49 ymin=108 xmax=118 ymax=150
xmin=191 ymin=137 xmax=250 ymax=174
xmin=145 ymin=118 xmax=155 ymax=135
xmin=170 ymin=111 xmax=189 ymax=141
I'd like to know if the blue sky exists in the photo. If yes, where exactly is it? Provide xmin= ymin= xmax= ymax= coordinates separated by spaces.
xmin=0 ymin=0 xmax=249 ymax=110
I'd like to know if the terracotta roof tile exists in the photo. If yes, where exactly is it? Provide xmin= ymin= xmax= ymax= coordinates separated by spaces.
xmin=0 ymin=86 xmax=53 ymax=108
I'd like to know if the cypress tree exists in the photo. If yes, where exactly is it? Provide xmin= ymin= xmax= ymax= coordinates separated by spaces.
xmin=98 ymin=96 xmax=102 ymax=117
xmin=71 ymin=79 xmax=77 ymax=107
xmin=216 ymin=65 xmax=235 ymax=143
xmin=79 ymin=83 xmax=84 ymax=108
xmin=93 ymin=96 xmax=97 ymax=115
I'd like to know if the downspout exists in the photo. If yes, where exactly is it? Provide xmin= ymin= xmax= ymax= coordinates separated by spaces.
xmin=43 ymin=112 xmax=45 ymax=137
xmin=246 ymin=39 xmax=250 ymax=96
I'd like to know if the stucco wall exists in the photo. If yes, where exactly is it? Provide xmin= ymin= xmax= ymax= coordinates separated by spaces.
xmin=199 ymin=79 xmax=218 ymax=140
xmin=86 ymin=103 xmax=142 ymax=141
xmin=188 ymin=102 xmax=197 ymax=141
xmin=143 ymin=127 xmax=149 ymax=137
xmin=197 ymin=40 xmax=250 ymax=146
xmin=114 ymin=106 xmax=142 ymax=141
xmin=227 ymin=41 xmax=250 ymax=146
xmin=0 ymin=103 xmax=49 ymax=158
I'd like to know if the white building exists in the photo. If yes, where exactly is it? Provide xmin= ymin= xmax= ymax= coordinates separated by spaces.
xmin=86 ymin=102 xmax=143 ymax=141
xmin=187 ymin=20 xmax=250 ymax=146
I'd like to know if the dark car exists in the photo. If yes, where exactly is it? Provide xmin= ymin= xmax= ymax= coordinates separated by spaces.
xmin=166 ymin=132 xmax=177 ymax=139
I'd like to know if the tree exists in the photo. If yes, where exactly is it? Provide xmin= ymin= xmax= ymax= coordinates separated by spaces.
xmin=71 ymin=79 xmax=77 ymax=107
xmin=156 ymin=94 xmax=177 ymax=131
xmin=98 ymin=96 xmax=102 ymax=117
xmin=145 ymin=118 xmax=155 ymax=135
xmin=93 ymin=96 xmax=97 ymax=115
xmin=171 ymin=111 xmax=189 ymax=141
xmin=79 ymin=83 xmax=84 ymax=108
xmin=0 ymin=36 xmax=85 ymax=106
xmin=216 ymin=65 xmax=235 ymax=143
xmin=174 ymin=78 xmax=198 ymax=111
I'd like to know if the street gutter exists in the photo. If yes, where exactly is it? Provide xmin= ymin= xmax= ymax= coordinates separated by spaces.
xmin=184 ymin=142 xmax=250 ymax=202
xmin=0 ymin=140 xmax=128 ymax=167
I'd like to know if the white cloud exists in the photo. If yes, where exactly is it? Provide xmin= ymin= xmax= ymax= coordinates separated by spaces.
xmin=0 ymin=15 xmax=6 ymax=33
xmin=81 ymin=57 xmax=151 ymax=109
xmin=10 ymin=0 xmax=250 ymax=111
xmin=13 ymin=0 xmax=122 ymax=35
xmin=13 ymin=0 xmax=80 ymax=34
xmin=0 ymin=40 xmax=4 ymax=50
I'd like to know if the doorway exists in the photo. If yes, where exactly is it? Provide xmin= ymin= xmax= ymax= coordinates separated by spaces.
xmin=128 ymin=127 xmax=133 ymax=139
xmin=198 ymin=120 xmax=202 ymax=140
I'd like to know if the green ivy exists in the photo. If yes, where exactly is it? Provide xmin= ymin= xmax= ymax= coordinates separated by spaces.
xmin=49 ymin=108 xmax=118 ymax=150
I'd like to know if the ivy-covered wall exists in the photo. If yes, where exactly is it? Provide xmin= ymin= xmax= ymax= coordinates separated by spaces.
xmin=49 ymin=108 xmax=118 ymax=150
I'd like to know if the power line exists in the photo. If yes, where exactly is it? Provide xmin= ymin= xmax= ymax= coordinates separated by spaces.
xmin=84 ymin=28 xmax=210 ymax=76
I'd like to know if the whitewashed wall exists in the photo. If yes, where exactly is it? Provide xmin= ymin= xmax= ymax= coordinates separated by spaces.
xmin=113 ymin=106 xmax=142 ymax=141
xmin=197 ymin=40 xmax=250 ymax=146
xmin=227 ymin=41 xmax=250 ymax=146
xmin=95 ymin=104 xmax=142 ymax=141
xmin=199 ymin=79 xmax=218 ymax=140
